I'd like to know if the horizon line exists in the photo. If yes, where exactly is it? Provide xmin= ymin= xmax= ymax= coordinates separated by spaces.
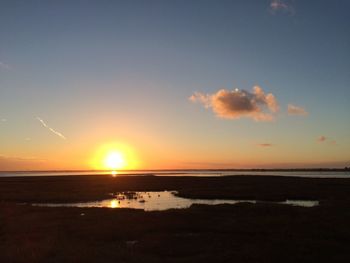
xmin=0 ymin=167 xmax=349 ymax=173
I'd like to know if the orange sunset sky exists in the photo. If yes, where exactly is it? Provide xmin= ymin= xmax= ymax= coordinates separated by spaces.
xmin=0 ymin=1 xmax=349 ymax=170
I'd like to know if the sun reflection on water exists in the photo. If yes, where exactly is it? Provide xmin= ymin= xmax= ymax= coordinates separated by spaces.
xmin=110 ymin=199 xmax=120 ymax=208
xmin=31 ymin=191 xmax=320 ymax=211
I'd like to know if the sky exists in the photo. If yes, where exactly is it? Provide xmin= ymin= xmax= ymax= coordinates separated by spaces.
xmin=0 ymin=0 xmax=349 ymax=170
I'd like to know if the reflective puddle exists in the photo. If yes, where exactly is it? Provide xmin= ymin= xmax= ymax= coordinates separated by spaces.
xmin=31 ymin=191 xmax=319 ymax=211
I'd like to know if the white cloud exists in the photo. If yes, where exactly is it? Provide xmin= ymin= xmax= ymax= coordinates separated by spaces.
xmin=36 ymin=117 xmax=66 ymax=140
xmin=288 ymin=104 xmax=308 ymax=116
xmin=189 ymin=86 xmax=279 ymax=122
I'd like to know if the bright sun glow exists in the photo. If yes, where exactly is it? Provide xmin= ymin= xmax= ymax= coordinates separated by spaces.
xmin=90 ymin=142 xmax=139 ymax=171
xmin=104 ymin=151 xmax=125 ymax=170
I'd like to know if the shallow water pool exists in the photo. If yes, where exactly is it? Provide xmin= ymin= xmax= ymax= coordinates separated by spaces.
xmin=31 ymin=191 xmax=319 ymax=211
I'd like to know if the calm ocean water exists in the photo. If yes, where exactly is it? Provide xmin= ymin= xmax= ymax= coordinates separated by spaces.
xmin=1 ymin=170 xmax=349 ymax=178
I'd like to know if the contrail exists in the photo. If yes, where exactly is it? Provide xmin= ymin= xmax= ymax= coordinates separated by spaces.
xmin=36 ymin=117 xmax=66 ymax=140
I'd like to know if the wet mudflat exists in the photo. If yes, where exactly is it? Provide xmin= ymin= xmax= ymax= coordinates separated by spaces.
xmin=1 ymin=175 xmax=350 ymax=262
xmin=1 ymin=175 xmax=350 ymax=203
xmin=31 ymin=191 xmax=319 ymax=210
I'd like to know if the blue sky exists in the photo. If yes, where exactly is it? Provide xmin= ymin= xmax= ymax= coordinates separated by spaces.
xmin=0 ymin=0 xmax=349 ymax=170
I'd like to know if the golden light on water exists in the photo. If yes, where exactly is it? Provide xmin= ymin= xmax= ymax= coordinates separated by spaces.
xmin=90 ymin=142 xmax=139 ymax=171
xmin=110 ymin=199 xmax=120 ymax=208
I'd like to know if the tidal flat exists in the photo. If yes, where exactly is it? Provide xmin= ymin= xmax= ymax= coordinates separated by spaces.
xmin=1 ymin=175 xmax=350 ymax=262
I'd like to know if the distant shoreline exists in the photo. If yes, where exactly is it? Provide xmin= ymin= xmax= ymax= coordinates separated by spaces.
xmin=1 ymin=168 xmax=349 ymax=173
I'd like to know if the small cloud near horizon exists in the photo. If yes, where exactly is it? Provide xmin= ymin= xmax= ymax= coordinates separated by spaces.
xmin=288 ymin=104 xmax=308 ymax=116
xmin=257 ymin=143 xmax=274 ymax=147
xmin=36 ymin=117 xmax=66 ymax=140
xmin=0 ymin=155 xmax=48 ymax=170
xmin=270 ymin=0 xmax=295 ymax=15
xmin=317 ymin=136 xmax=337 ymax=145
xmin=318 ymin=136 xmax=327 ymax=142
xmin=189 ymin=86 xmax=279 ymax=122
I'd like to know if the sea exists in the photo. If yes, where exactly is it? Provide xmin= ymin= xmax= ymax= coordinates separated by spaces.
xmin=0 ymin=170 xmax=349 ymax=178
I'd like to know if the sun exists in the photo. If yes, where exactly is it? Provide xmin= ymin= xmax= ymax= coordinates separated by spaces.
xmin=90 ymin=142 xmax=139 ymax=171
xmin=104 ymin=151 xmax=125 ymax=170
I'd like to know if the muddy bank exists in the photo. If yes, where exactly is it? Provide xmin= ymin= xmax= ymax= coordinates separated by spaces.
xmin=0 ymin=175 xmax=350 ymax=203
xmin=1 ymin=175 xmax=350 ymax=262
xmin=1 ymin=202 xmax=350 ymax=263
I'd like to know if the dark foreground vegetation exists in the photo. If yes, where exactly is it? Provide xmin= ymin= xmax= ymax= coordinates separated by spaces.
xmin=1 ymin=175 xmax=350 ymax=262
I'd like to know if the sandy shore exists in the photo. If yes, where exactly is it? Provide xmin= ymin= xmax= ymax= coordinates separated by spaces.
xmin=1 ymin=175 xmax=350 ymax=262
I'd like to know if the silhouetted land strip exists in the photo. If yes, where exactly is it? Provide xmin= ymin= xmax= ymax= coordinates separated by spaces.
xmin=0 ymin=175 xmax=350 ymax=202
xmin=1 ymin=175 xmax=350 ymax=262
